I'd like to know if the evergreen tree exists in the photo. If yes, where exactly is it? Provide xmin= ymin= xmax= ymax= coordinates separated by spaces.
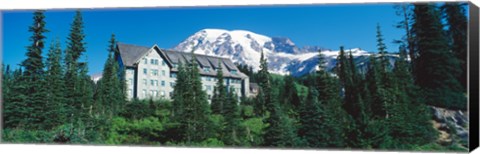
xmin=376 ymin=24 xmax=390 ymax=73
xmin=64 ymin=10 xmax=87 ymax=122
xmin=96 ymin=34 xmax=124 ymax=119
xmin=222 ymin=88 xmax=243 ymax=146
xmin=393 ymin=4 xmax=415 ymax=65
xmin=44 ymin=39 xmax=67 ymax=128
xmin=298 ymin=87 xmax=326 ymax=148
xmin=263 ymin=99 xmax=299 ymax=147
xmin=66 ymin=10 xmax=86 ymax=62
xmin=443 ymin=2 xmax=467 ymax=90
xmin=20 ymin=10 xmax=49 ymax=129
xmin=253 ymin=89 xmax=266 ymax=116
xmin=386 ymin=45 xmax=438 ymax=148
xmin=75 ymin=61 xmax=95 ymax=123
xmin=367 ymin=42 xmax=388 ymax=118
xmin=3 ymin=68 xmax=29 ymax=128
xmin=172 ymin=52 xmax=212 ymax=143
xmin=361 ymin=55 xmax=391 ymax=148
xmin=336 ymin=47 xmax=360 ymax=117
xmin=2 ymin=65 xmax=13 ymax=127
xmin=211 ymin=61 xmax=227 ymax=115
xmin=255 ymin=51 xmax=272 ymax=115
xmin=411 ymin=4 xmax=466 ymax=110
xmin=172 ymin=62 xmax=187 ymax=119
xmin=281 ymin=76 xmax=301 ymax=111
xmin=315 ymin=50 xmax=348 ymax=147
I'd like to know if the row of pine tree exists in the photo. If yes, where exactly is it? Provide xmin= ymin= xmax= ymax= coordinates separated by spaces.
xmin=2 ymin=2 xmax=467 ymax=151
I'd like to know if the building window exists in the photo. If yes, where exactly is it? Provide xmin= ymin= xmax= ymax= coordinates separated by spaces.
xmin=151 ymin=80 xmax=154 ymax=86
xmin=206 ymin=85 xmax=212 ymax=91
xmin=152 ymin=69 xmax=158 ymax=76
xmin=203 ymin=67 xmax=210 ymax=72
xmin=230 ymin=70 xmax=237 ymax=74
xmin=162 ymin=70 xmax=166 ymax=76
xmin=143 ymin=79 xmax=147 ymax=85
xmin=143 ymin=58 xmax=148 ymax=64
xmin=161 ymin=81 xmax=165 ymax=87
xmin=170 ymin=82 xmax=175 ymax=87
xmin=170 ymin=73 xmax=177 ymax=78
xmin=155 ymin=59 xmax=159 ymax=65
xmin=161 ymin=91 xmax=165 ymax=97
xmin=162 ymin=61 xmax=166 ymax=66
xmin=143 ymin=68 xmax=147 ymax=75
xmin=142 ymin=89 xmax=147 ymax=97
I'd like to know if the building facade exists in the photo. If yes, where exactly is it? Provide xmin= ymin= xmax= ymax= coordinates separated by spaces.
xmin=116 ymin=43 xmax=250 ymax=100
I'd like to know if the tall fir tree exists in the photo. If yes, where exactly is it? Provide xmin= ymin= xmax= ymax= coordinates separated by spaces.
xmin=44 ymin=39 xmax=67 ymax=128
xmin=254 ymin=49 xmax=300 ymax=146
xmin=336 ymin=47 xmax=360 ymax=117
xmin=298 ymin=87 xmax=326 ymax=148
xmin=393 ymin=4 xmax=415 ymax=66
xmin=172 ymin=62 xmax=187 ymax=119
xmin=96 ymin=34 xmax=125 ymax=119
xmin=360 ymin=55 xmax=391 ymax=149
xmin=64 ymin=10 xmax=88 ymax=122
xmin=386 ymin=45 xmax=438 ymax=149
xmin=211 ymin=60 xmax=227 ymax=115
xmin=443 ymin=2 xmax=467 ymax=90
xmin=281 ymin=75 xmax=301 ymax=111
xmin=411 ymin=4 xmax=466 ymax=110
xmin=255 ymin=51 xmax=271 ymax=115
xmin=376 ymin=24 xmax=390 ymax=73
xmin=20 ymin=10 xmax=49 ymax=129
xmin=263 ymin=97 xmax=300 ymax=147
xmin=172 ymin=51 xmax=212 ymax=143
xmin=315 ymin=50 xmax=348 ymax=147
xmin=222 ymin=88 xmax=243 ymax=146
xmin=76 ymin=61 xmax=94 ymax=123
xmin=3 ymin=68 xmax=29 ymax=128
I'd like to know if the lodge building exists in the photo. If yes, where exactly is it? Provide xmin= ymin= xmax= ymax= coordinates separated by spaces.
xmin=116 ymin=43 xmax=250 ymax=100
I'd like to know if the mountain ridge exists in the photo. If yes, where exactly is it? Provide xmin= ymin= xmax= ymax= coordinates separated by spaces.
xmin=172 ymin=28 xmax=392 ymax=76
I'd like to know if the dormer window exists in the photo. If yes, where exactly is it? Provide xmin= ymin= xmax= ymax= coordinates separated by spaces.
xmin=203 ymin=67 xmax=210 ymax=72
xmin=230 ymin=70 xmax=237 ymax=74
xmin=173 ymin=64 xmax=178 ymax=68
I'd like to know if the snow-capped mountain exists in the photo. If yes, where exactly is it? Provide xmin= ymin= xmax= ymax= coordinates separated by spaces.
xmin=173 ymin=29 xmax=396 ymax=77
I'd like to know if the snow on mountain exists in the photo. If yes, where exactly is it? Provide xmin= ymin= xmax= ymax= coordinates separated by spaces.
xmin=173 ymin=29 xmax=396 ymax=77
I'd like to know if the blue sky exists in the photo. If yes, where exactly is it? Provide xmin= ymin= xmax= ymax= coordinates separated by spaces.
xmin=3 ymin=3 xmax=408 ymax=75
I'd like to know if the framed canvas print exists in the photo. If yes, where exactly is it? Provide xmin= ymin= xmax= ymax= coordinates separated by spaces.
xmin=1 ymin=0 xmax=479 ymax=153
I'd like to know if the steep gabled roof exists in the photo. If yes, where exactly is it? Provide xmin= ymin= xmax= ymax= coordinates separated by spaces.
xmin=117 ymin=43 xmax=151 ymax=67
xmin=117 ymin=42 xmax=248 ymax=79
